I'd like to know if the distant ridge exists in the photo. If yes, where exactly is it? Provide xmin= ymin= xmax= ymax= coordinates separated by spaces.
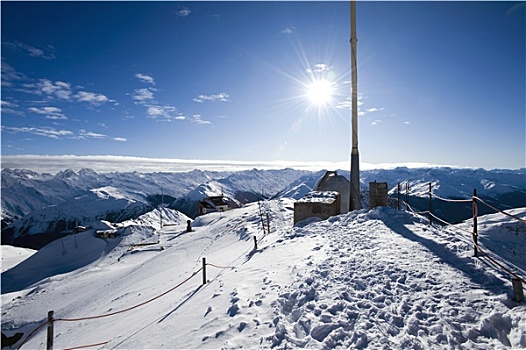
xmin=2 ymin=167 xmax=524 ymax=249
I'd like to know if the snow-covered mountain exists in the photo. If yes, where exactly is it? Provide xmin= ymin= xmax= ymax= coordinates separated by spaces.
xmin=275 ymin=167 xmax=526 ymax=200
xmin=0 ymin=168 xmax=224 ymax=221
xmin=1 ymin=168 xmax=310 ymax=249
xmin=1 ymin=167 xmax=524 ymax=250
xmin=1 ymin=199 xmax=525 ymax=349
xmin=277 ymin=167 xmax=526 ymax=223
xmin=361 ymin=167 xmax=526 ymax=199
xmin=1 ymin=207 xmax=190 ymax=295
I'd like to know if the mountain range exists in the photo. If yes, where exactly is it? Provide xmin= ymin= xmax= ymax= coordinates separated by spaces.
xmin=2 ymin=167 xmax=525 ymax=250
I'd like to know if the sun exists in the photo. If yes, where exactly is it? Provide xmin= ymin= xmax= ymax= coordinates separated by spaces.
xmin=306 ymin=79 xmax=334 ymax=105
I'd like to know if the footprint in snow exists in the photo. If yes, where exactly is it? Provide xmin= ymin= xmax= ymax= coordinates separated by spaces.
xmin=311 ymin=323 xmax=340 ymax=342
xmin=227 ymin=303 xmax=239 ymax=317
xmin=204 ymin=306 xmax=212 ymax=317
xmin=237 ymin=322 xmax=248 ymax=332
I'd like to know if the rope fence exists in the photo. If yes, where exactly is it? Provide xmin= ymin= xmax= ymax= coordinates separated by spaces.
xmin=16 ymin=255 xmax=250 ymax=350
xmin=63 ymin=341 xmax=109 ymax=350
xmin=431 ymin=193 xmax=472 ymax=203
xmin=474 ymin=196 xmax=526 ymax=224
xmin=205 ymin=262 xmax=237 ymax=270
xmin=397 ymin=182 xmax=526 ymax=302
xmin=15 ymin=200 xmax=277 ymax=350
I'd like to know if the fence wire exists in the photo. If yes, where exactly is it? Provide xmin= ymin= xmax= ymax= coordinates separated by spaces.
xmin=399 ymin=183 xmax=526 ymax=287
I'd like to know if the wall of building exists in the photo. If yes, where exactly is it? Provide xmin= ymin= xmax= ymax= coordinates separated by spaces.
xmin=293 ymin=191 xmax=341 ymax=224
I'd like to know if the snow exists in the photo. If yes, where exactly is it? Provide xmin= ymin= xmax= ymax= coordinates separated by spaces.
xmin=90 ymin=186 xmax=128 ymax=200
xmin=297 ymin=191 xmax=339 ymax=204
xmin=1 ymin=246 xmax=36 ymax=272
xmin=2 ymin=201 xmax=525 ymax=349
xmin=457 ymin=208 xmax=526 ymax=272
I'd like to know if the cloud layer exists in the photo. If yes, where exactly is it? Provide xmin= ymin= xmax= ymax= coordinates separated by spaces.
xmin=1 ymin=154 xmax=456 ymax=174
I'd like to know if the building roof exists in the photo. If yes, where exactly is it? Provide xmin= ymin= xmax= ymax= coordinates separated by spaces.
xmin=297 ymin=191 xmax=339 ymax=204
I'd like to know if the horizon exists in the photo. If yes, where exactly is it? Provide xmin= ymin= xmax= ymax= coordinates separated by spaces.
xmin=1 ymin=154 xmax=521 ymax=174
xmin=1 ymin=1 xmax=525 ymax=170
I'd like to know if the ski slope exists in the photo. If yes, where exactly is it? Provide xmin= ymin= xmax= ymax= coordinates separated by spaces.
xmin=1 ymin=246 xmax=36 ymax=273
xmin=1 ymin=200 xmax=525 ymax=349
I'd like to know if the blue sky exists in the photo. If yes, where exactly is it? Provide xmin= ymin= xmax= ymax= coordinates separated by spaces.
xmin=1 ymin=1 xmax=525 ymax=172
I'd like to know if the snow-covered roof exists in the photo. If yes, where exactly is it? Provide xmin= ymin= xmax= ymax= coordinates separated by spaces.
xmin=297 ymin=190 xmax=339 ymax=204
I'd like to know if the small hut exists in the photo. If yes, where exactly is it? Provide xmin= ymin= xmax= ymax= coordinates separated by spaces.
xmin=95 ymin=229 xmax=119 ymax=239
xmin=294 ymin=191 xmax=341 ymax=224
xmin=198 ymin=195 xmax=234 ymax=215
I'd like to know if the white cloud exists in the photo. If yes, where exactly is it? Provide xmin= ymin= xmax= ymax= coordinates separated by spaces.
xmin=113 ymin=137 xmax=127 ymax=142
xmin=28 ymin=106 xmax=62 ymax=114
xmin=1 ymin=125 xmax=126 ymax=141
xmin=336 ymin=97 xmax=364 ymax=110
xmin=191 ymin=114 xmax=212 ymax=125
xmin=0 ymin=154 xmax=466 ymax=174
xmin=146 ymin=106 xmax=164 ymax=117
xmin=366 ymin=107 xmax=384 ymax=113
xmin=193 ymin=92 xmax=229 ymax=103
xmin=1 ymin=100 xmax=24 ymax=116
xmin=75 ymin=91 xmax=110 ymax=105
xmin=176 ymin=8 xmax=191 ymax=17
xmin=371 ymin=119 xmax=381 ymax=126
xmin=133 ymin=88 xmax=155 ymax=101
xmin=1 ymin=126 xmax=73 ymax=139
xmin=1 ymin=61 xmax=26 ymax=87
xmin=28 ymin=106 xmax=67 ymax=120
xmin=33 ymin=79 xmax=72 ymax=100
xmin=281 ymin=27 xmax=295 ymax=34
xmin=146 ymin=104 xmax=179 ymax=120
xmin=135 ymin=73 xmax=155 ymax=85
xmin=78 ymin=130 xmax=107 ymax=139
xmin=24 ymin=45 xmax=45 ymax=58
xmin=3 ymin=41 xmax=55 ymax=59
xmin=306 ymin=64 xmax=330 ymax=74
xmin=45 ymin=115 xmax=68 ymax=120
xmin=5 ymin=73 xmax=114 ymax=106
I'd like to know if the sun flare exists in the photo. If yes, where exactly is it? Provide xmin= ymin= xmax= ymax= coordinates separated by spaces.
xmin=306 ymin=79 xmax=334 ymax=105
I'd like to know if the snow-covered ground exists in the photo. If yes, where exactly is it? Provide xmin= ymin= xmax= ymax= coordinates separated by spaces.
xmin=1 ymin=201 xmax=525 ymax=349
xmin=1 ymin=246 xmax=36 ymax=273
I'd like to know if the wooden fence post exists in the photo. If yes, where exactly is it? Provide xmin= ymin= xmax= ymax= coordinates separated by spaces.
xmin=258 ymin=201 xmax=266 ymax=233
xmin=512 ymin=278 xmax=524 ymax=302
xmin=266 ymin=212 xmax=270 ymax=234
xmin=428 ymin=182 xmax=433 ymax=225
xmin=202 ymin=257 xmax=207 ymax=285
xmin=253 ymin=236 xmax=258 ymax=251
xmin=472 ymin=189 xmax=478 ymax=257
xmin=47 ymin=310 xmax=54 ymax=350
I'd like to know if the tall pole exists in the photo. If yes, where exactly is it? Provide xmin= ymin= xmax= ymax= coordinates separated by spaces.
xmin=349 ymin=0 xmax=361 ymax=211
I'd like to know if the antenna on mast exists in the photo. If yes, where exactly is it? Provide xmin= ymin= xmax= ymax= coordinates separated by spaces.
xmin=349 ymin=0 xmax=361 ymax=211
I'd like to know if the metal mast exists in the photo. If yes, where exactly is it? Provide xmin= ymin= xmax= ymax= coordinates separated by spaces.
xmin=349 ymin=0 xmax=361 ymax=211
